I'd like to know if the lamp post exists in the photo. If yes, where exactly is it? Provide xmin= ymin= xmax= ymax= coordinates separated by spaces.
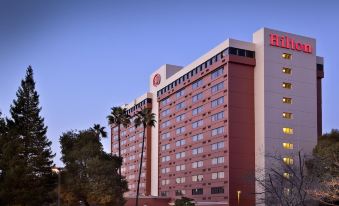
xmin=237 ymin=190 xmax=242 ymax=205
xmin=52 ymin=167 xmax=61 ymax=206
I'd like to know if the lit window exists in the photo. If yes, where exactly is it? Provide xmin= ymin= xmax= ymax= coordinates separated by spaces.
xmin=282 ymin=82 xmax=292 ymax=89
xmin=283 ymin=127 xmax=294 ymax=135
xmin=283 ymin=157 xmax=294 ymax=165
xmin=282 ymin=142 xmax=294 ymax=150
xmin=282 ymin=67 xmax=292 ymax=74
xmin=284 ymin=188 xmax=291 ymax=195
xmin=282 ymin=53 xmax=292 ymax=59
xmin=176 ymin=164 xmax=186 ymax=171
xmin=175 ymin=177 xmax=185 ymax=184
xmin=283 ymin=172 xmax=291 ymax=179
xmin=211 ymin=171 xmax=224 ymax=180
xmin=282 ymin=97 xmax=292 ymax=104
xmin=212 ymin=156 xmax=224 ymax=165
xmin=282 ymin=112 xmax=293 ymax=119
xmin=192 ymin=175 xmax=204 ymax=182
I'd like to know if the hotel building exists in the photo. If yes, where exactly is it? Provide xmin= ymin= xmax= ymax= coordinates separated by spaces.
xmin=111 ymin=28 xmax=324 ymax=206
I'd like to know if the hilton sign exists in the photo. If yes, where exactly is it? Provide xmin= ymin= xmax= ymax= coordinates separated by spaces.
xmin=270 ymin=33 xmax=312 ymax=54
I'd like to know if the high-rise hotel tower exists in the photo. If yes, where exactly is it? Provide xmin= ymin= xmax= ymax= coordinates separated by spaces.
xmin=111 ymin=28 xmax=324 ymax=206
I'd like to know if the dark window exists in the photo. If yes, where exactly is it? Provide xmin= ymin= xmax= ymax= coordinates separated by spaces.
xmin=147 ymin=98 xmax=152 ymax=103
xmin=238 ymin=49 xmax=245 ymax=56
xmin=229 ymin=47 xmax=237 ymax=55
xmin=211 ymin=187 xmax=224 ymax=194
xmin=246 ymin=50 xmax=255 ymax=58
xmin=192 ymin=188 xmax=203 ymax=195
xmin=223 ymin=48 xmax=229 ymax=56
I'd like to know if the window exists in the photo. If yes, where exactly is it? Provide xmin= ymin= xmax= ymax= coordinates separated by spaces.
xmin=176 ymin=164 xmax=186 ymax=171
xmin=283 ymin=127 xmax=294 ymax=135
xmin=211 ymin=67 xmax=224 ymax=79
xmin=212 ymin=141 xmax=224 ymax=150
xmin=283 ymin=172 xmax=292 ymax=179
xmin=192 ymin=119 xmax=203 ymax=128
xmin=192 ymin=133 xmax=203 ymax=142
xmin=282 ymin=82 xmax=292 ymax=89
xmin=176 ymin=177 xmax=186 ymax=184
xmin=212 ymin=171 xmax=225 ymax=179
xmin=176 ymin=89 xmax=185 ymax=98
xmin=212 ymin=126 xmax=224 ymax=136
xmin=282 ymin=53 xmax=292 ymax=59
xmin=160 ymin=191 xmax=169 ymax=197
xmin=161 ymin=167 xmax=170 ymax=174
xmin=192 ymin=79 xmax=203 ymax=89
xmin=211 ymin=111 xmax=224 ymax=121
xmin=161 ymin=97 xmax=170 ymax=106
xmin=282 ymin=67 xmax=292 ymax=74
xmin=192 ymin=188 xmax=203 ymax=195
xmin=139 ymin=132 xmax=144 ymax=137
xmin=211 ymin=96 xmax=224 ymax=107
xmin=176 ymin=139 xmax=186 ymax=147
xmin=282 ymin=97 xmax=292 ymax=104
xmin=121 ymin=140 xmax=127 ymax=145
xmin=282 ymin=142 xmax=293 ymax=150
xmin=129 ymin=136 xmax=135 ymax=142
xmin=192 ymin=161 xmax=203 ymax=168
xmin=129 ymin=145 xmax=135 ymax=151
xmin=176 ymin=101 xmax=185 ymax=110
xmin=176 ymin=151 xmax=186 ymax=159
xmin=161 ymin=155 xmax=170 ymax=162
xmin=129 ymin=127 xmax=135 ymax=132
xmin=176 ymin=113 xmax=185 ymax=122
xmin=162 ymin=109 xmax=170 ymax=116
xmin=161 ymin=120 xmax=171 ymax=128
xmin=192 ymin=92 xmax=203 ymax=102
xmin=121 ymin=131 xmax=126 ymax=136
xmin=175 ymin=190 xmax=186 ymax=196
xmin=192 ymin=147 xmax=203 ymax=155
xmin=129 ymin=164 xmax=135 ymax=170
xmin=282 ymin=112 xmax=293 ymax=119
xmin=211 ymin=82 xmax=224 ymax=93
xmin=176 ymin=126 xmax=186 ymax=135
xmin=192 ymin=175 xmax=204 ymax=182
xmin=162 ymin=132 xmax=170 ymax=140
xmin=212 ymin=156 xmax=224 ymax=165
xmin=192 ymin=106 xmax=203 ymax=115
xmin=283 ymin=157 xmax=294 ymax=165
xmin=211 ymin=187 xmax=224 ymax=194
xmin=161 ymin=143 xmax=170 ymax=151
xmin=113 ymin=127 xmax=118 ymax=132
xmin=161 ymin=179 xmax=170 ymax=185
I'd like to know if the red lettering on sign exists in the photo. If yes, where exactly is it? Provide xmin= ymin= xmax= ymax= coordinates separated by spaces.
xmin=269 ymin=33 xmax=312 ymax=54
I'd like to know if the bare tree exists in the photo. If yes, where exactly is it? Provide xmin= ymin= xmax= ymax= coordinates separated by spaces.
xmin=255 ymin=151 xmax=319 ymax=206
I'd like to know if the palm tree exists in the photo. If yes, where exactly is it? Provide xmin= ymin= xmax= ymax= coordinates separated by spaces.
xmin=90 ymin=123 xmax=107 ymax=139
xmin=107 ymin=107 xmax=130 ymax=175
xmin=134 ymin=108 xmax=156 ymax=206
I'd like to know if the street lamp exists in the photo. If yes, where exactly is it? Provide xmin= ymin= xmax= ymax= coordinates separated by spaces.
xmin=52 ymin=167 xmax=61 ymax=206
xmin=237 ymin=190 xmax=242 ymax=205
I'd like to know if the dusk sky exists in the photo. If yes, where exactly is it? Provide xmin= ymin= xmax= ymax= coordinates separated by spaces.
xmin=1 ymin=0 xmax=338 ymax=166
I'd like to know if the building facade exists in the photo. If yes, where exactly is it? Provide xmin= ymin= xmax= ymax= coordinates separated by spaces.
xmin=110 ymin=28 xmax=324 ymax=205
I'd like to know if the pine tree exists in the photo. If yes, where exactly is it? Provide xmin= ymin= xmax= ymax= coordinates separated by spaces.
xmin=0 ymin=66 xmax=57 ymax=205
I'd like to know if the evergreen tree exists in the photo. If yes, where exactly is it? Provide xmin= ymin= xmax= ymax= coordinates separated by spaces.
xmin=0 ymin=66 xmax=56 ymax=205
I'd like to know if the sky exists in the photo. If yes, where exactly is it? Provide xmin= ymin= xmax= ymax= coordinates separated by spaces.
xmin=0 ymin=0 xmax=338 ymax=166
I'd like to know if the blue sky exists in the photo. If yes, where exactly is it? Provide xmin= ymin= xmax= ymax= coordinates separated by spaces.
xmin=1 ymin=0 xmax=338 ymax=166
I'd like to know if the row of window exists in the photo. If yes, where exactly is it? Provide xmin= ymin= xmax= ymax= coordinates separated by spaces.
xmin=160 ymin=157 xmax=224 ymax=173
xmin=161 ymin=172 xmax=225 ymax=186
xmin=126 ymin=98 xmax=152 ymax=114
xmin=161 ymin=126 xmax=224 ymax=142
xmin=160 ymin=141 xmax=225 ymax=162
xmin=161 ymin=93 xmax=225 ymax=118
xmin=157 ymin=46 xmax=255 ymax=97
xmin=161 ymin=109 xmax=224 ymax=127
xmin=160 ymin=186 xmax=224 ymax=197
